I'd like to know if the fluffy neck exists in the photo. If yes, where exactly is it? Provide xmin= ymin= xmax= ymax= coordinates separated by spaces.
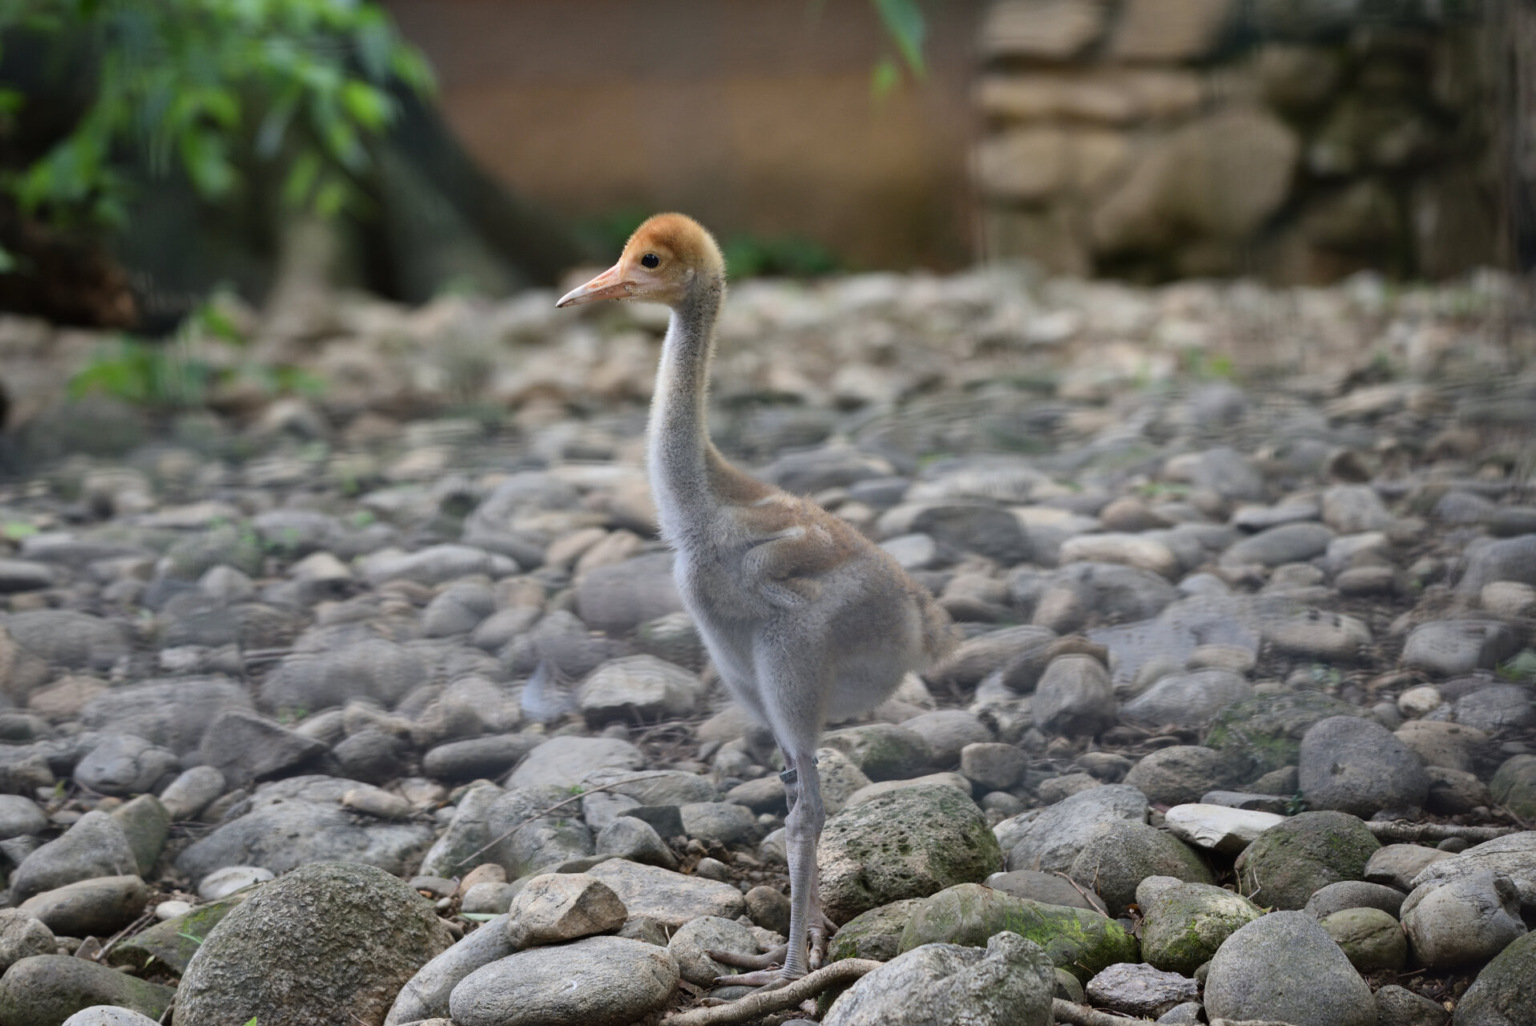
xmin=647 ymin=275 xmax=725 ymax=539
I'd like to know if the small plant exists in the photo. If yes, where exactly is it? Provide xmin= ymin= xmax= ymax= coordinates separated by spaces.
xmin=68 ymin=292 xmax=323 ymax=410
xmin=722 ymin=233 xmax=840 ymax=279
xmin=0 ymin=0 xmax=433 ymax=269
xmin=1497 ymin=649 xmax=1536 ymax=683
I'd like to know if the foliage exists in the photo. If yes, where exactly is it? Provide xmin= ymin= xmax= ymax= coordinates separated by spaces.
xmin=0 ymin=0 xmax=433 ymax=254
xmin=1498 ymin=649 xmax=1536 ymax=683
xmin=68 ymin=291 xmax=324 ymax=409
xmin=580 ymin=208 xmax=841 ymax=279
xmin=868 ymin=0 xmax=926 ymax=97
xmin=723 ymin=233 xmax=840 ymax=278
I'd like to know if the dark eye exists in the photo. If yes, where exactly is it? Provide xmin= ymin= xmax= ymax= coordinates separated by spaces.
xmin=640 ymin=253 xmax=660 ymax=269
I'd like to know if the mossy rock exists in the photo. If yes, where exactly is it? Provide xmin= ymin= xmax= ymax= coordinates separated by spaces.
xmin=111 ymin=794 xmax=170 ymax=877
xmin=897 ymin=882 xmax=1138 ymax=983
xmin=1140 ymin=881 xmax=1264 ymax=975
xmin=1066 ymin=820 xmax=1214 ymax=916
xmin=173 ymin=861 xmax=454 ymax=1026
xmin=109 ymin=891 xmax=250 ymax=974
xmin=1204 ymin=692 xmax=1362 ymax=776
xmin=1234 ymin=811 xmax=1379 ymax=910
xmin=822 ymin=723 xmax=932 ymax=781
xmin=820 ymin=784 xmax=1002 ymax=923
xmin=1489 ymin=754 xmax=1536 ymax=820
xmin=826 ymin=898 xmax=925 ymax=964
xmin=163 ymin=522 xmax=264 ymax=579
xmin=0 ymin=955 xmax=174 ymax=1025
xmin=1456 ymin=930 xmax=1536 ymax=1024
xmin=1319 ymin=906 xmax=1407 ymax=971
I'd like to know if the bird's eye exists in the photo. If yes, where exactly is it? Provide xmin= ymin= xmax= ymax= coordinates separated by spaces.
xmin=640 ymin=253 xmax=660 ymax=269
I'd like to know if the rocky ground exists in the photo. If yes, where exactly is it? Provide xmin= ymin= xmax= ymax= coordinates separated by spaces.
xmin=0 ymin=264 xmax=1533 ymax=1026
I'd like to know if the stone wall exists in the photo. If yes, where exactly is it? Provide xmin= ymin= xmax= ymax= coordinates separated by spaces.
xmin=975 ymin=0 xmax=1511 ymax=282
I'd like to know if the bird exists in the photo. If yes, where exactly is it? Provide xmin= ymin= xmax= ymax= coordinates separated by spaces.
xmin=557 ymin=213 xmax=957 ymax=988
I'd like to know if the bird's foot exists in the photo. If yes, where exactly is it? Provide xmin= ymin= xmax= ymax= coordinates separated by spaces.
xmin=711 ymin=964 xmax=803 ymax=990
xmin=808 ymin=909 xmax=837 ymax=971
xmin=709 ymin=943 xmax=787 ymax=972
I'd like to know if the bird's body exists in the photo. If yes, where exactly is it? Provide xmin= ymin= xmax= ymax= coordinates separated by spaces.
xmin=559 ymin=213 xmax=955 ymax=986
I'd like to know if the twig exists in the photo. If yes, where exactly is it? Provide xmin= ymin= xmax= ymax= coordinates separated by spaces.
xmin=663 ymin=959 xmax=882 ymax=1026
xmin=450 ymin=774 xmax=659 ymax=869
xmin=1052 ymin=998 xmax=1141 ymax=1025
xmin=1363 ymin=821 xmax=1517 ymax=844
xmin=94 ymin=909 xmax=156 ymax=962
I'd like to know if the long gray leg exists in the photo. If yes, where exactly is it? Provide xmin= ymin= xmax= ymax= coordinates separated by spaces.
xmin=779 ymin=745 xmax=825 ymax=978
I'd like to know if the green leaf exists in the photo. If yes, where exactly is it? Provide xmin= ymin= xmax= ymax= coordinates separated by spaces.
xmin=1498 ymin=649 xmax=1536 ymax=682
xmin=460 ymin=913 xmax=498 ymax=922
xmin=0 ymin=245 xmax=14 ymax=274
xmin=871 ymin=0 xmax=925 ymax=75
xmin=283 ymin=151 xmax=321 ymax=206
xmin=341 ymin=80 xmax=392 ymax=131
xmin=313 ymin=175 xmax=350 ymax=218
xmin=870 ymin=55 xmax=900 ymax=99
xmin=178 ymin=130 xmax=237 ymax=198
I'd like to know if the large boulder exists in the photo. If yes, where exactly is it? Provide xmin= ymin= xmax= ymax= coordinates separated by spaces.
xmin=819 ymin=785 xmax=1002 ymax=923
xmin=448 ymin=935 xmax=678 ymax=1026
xmin=1139 ymin=878 xmax=1264 ymax=974
xmin=1234 ymin=811 xmax=1380 ymax=910
xmin=1066 ymin=820 xmax=1214 ymax=915
xmin=1298 ymin=715 xmax=1429 ymax=817
xmin=1455 ymin=930 xmax=1536 ymax=1026
xmin=174 ymin=862 xmax=454 ymax=1026
xmin=824 ymin=932 xmax=1055 ymax=1026
xmin=897 ymin=883 xmax=1138 ymax=983
xmin=1203 ymin=911 xmax=1375 ymax=1026
xmin=175 ymin=777 xmax=435 ymax=886
xmin=0 ymin=956 xmax=173 ymax=1026
xmin=1000 ymin=784 xmax=1147 ymax=874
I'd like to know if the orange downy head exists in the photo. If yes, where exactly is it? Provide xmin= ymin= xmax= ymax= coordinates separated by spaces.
xmin=557 ymin=213 xmax=725 ymax=309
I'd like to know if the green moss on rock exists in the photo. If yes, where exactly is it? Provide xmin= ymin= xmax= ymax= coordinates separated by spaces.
xmin=819 ymin=784 xmax=1002 ymax=923
xmin=1490 ymin=754 xmax=1536 ymax=820
xmin=109 ymin=891 xmax=250 ymax=974
xmin=1205 ymin=692 xmax=1361 ymax=775
xmin=897 ymin=883 xmax=1138 ymax=983
xmin=1234 ymin=811 xmax=1379 ymax=910
xmin=827 ymin=898 xmax=925 ymax=964
xmin=1140 ymin=881 xmax=1264 ymax=975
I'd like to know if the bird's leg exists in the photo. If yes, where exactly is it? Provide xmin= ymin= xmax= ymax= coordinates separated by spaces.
xmin=716 ymin=748 xmax=826 ymax=988
xmin=708 ymin=760 xmax=802 ymax=974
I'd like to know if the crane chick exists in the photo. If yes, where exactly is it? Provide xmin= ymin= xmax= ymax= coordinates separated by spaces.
xmin=558 ymin=214 xmax=956 ymax=987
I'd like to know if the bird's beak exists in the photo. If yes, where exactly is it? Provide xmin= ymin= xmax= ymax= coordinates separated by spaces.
xmin=556 ymin=262 xmax=633 ymax=308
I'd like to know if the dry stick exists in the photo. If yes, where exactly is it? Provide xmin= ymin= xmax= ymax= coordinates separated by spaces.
xmin=663 ymin=959 xmax=883 ymax=1026
xmin=451 ymin=774 xmax=662 ymax=869
xmin=1363 ymin=821 xmax=1517 ymax=844
xmin=93 ymin=908 xmax=157 ymax=962
xmin=1051 ymin=998 xmax=1141 ymax=1026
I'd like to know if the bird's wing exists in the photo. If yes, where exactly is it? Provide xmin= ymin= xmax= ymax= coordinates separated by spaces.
xmin=731 ymin=495 xmax=865 ymax=606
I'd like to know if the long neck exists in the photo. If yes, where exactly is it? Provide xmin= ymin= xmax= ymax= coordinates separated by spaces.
xmin=647 ymin=277 xmax=724 ymax=530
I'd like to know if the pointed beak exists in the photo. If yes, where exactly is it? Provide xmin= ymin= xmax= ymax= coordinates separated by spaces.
xmin=556 ymin=262 xmax=634 ymax=308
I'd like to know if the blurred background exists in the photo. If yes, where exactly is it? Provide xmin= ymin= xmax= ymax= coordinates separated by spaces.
xmin=0 ymin=0 xmax=1531 ymax=334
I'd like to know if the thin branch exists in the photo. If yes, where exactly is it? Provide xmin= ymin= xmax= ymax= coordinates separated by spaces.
xmin=1363 ymin=821 xmax=1517 ymax=844
xmin=450 ymin=774 xmax=660 ymax=869
xmin=1052 ymin=998 xmax=1142 ymax=1026
xmin=93 ymin=908 xmax=156 ymax=962
xmin=663 ymin=959 xmax=883 ymax=1026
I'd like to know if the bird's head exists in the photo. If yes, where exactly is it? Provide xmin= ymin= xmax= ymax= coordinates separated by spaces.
xmin=557 ymin=213 xmax=725 ymax=310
